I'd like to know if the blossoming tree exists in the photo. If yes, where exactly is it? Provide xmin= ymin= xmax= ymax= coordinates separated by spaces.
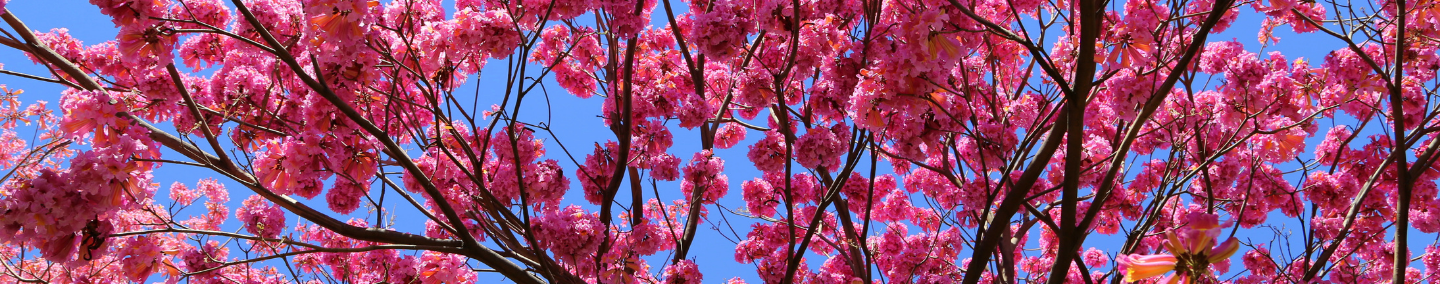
xmin=1 ymin=0 xmax=1439 ymax=282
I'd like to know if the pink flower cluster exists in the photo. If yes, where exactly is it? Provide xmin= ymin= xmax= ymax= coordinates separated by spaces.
xmin=687 ymin=0 xmax=756 ymax=60
xmin=486 ymin=126 xmax=570 ymax=209
xmin=794 ymin=123 xmax=850 ymax=170
xmin=662 ymin=259 xmax=703 ymax=284
xmin=531 ymin=206 xmax=605 ymax=271
xmin=681 ymin=150 xmax=728 ymax=204
xmin=237 ymin=195 xmax=286 ymax=239
xmin=452 ymin=8 xmax=522 ymax=59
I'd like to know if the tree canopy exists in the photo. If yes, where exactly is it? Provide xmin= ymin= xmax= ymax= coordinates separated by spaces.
xmin=0 ymin=0 xmax=1438 ymax=283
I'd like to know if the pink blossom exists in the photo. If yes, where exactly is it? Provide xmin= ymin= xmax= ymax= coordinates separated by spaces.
xmin=237 ymin=195 xmax=286 ymax=238
xmin=794 ymin=123 xmax=849 ymax=170
xmin=531 ymin=206 xmax=604 ymax=266
xmin=663 ymin=259 xmax=703 ymax=284
xmin=681 ymin=150 xmax=728 ymax=204
xmin=452 ymin=8 xmax=521 ymax=59
xmin=687 ymin=0 xmax=755 ymax=60
xmin=747 ymin=131 xmax=788 ymax=173
xmin=91 ymin=0 xmax=171 ymax=27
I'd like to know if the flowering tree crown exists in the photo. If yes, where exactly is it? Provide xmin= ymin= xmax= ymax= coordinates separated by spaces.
xmin=0 ymin=0 xmax=1438 ymax=283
